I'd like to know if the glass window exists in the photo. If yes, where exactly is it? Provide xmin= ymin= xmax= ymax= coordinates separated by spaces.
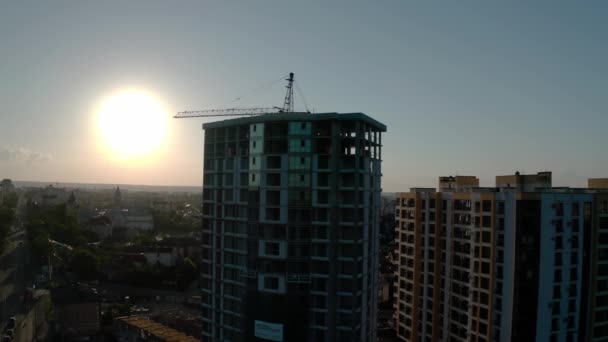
xmin=572 ymin=203 xmax=579 ymax=216
xmin=264 ymin=242 xmax=280 ymax=255
xmin=264 ymin=276 xmax=279 ymax=290
xmin=289 ymin=156 xmax=310 ymax=169
xmin=289 ymin=139 xmax=310 ymax=152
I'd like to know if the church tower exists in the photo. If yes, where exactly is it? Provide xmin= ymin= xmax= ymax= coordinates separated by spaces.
xmin=113 ymin=186 xmax=122 ymax=208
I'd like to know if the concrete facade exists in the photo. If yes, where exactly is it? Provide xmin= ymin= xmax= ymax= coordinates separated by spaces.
xmin=200 ymin=113 xmax=385 ymax=342
xmin=393 ymin=172 xmax=608 ymax=342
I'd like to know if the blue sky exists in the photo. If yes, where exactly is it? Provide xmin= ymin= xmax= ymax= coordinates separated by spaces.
xmin=1 ymin=1 xmax=607 ymax=190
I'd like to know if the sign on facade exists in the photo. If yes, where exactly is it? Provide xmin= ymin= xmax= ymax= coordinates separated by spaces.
xmin=254 ymin=320 xmax=284 ymax=341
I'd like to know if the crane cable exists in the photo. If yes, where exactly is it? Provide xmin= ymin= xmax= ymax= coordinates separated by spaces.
xmin=295 ymin=81 xmax=311 ymax=113
xmin=223 ymin=74 xmax=289 ymax=107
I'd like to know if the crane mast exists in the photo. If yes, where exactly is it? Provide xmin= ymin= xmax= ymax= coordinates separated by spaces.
xmin=175 ymin=72 xmax=296 ymax=119
xmin=282 ymin=72 xmax=294 ymax=113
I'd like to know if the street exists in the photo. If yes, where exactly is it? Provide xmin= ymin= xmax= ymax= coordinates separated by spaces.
xmin=1 ymin=231 xmax=26 ymax=327
xmin=1 ymin=228 xmax=47 ymax=342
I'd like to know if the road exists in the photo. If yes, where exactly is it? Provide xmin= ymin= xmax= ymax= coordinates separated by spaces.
xmin=12 ymin=290 xmax=49 ymax=342
xmin=0 ymin=230 xmax=27 ymax=326
xmin=1 ymin=228 xmax=47 ymax=342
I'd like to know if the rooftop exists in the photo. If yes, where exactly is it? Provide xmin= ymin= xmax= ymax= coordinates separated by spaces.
xmin=114 ymin=315 xmax=199 ymax=342
xmin=202 ymin=112 xmax=387 ymax=132
xmin=52 ymin=282 xmax=100 ymax=304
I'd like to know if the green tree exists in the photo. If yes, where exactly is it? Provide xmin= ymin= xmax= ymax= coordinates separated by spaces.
xmin=31 ymin=231 xmax=53 ymax=257
xmin=69 ymin=248 xmax=99 ymax=280
xmin=0 ymin=205 xmax=16 ymax=252
xmin=26 ymin=219 xmax=46 ymax=241
xmin=175 ymin=257 xmax=198 ymax=290
xmin=0 ymin=205 xmax=15 ymax=227
xmin=130 ymin=232 xmax=155 ymax=246
xmin=2 ymin=192 xmax=18 ymax=209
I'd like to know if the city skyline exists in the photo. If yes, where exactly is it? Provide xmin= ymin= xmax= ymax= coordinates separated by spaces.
xmin=2 ymin=1 xmax=608 ymax=190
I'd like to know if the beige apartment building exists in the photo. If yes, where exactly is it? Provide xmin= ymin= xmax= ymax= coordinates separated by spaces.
xmin=393 ymin=172 xmax=608 ymax=342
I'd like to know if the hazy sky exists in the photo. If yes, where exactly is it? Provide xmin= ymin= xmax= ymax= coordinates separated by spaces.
xmin=1 ymin=1 xmax=607 ymax=190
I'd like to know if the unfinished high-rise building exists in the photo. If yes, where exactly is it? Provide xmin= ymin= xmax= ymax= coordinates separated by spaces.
xmin=200 ymin=112 xmax=386 ymax=342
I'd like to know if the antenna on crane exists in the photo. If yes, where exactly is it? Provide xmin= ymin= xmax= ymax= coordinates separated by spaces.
xmin=175 ymin=72 xmax=303 ymax=119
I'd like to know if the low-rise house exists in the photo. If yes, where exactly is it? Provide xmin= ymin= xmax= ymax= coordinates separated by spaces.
xmin=123 ymin=246 xmax=176 ymax=267
xmin=78 ymin=206 xmax=100 ymax=225
xmin=84 ymin=215 xmax=113 ymax=240
xmin=142 ymin=246 xmax=175 ymax=266
xmin=29 ymin=185 xmax=69 ymax=207
xmin=152 ymin=199 xmax=172 ymax=212
xmin=104 ymin=208 xmax=128 ymax=228
xmin=117 ymin=253 xmax=148 ymax=267
xmin=113 ymin=315 xmax=198 ymax=342
xmin=104 ymin=208 xmax=154 ymax=231
xmin=161 ymin=237 xmax=202 ymax=261
xmin=111 ymin=226 xmax=140 ymax=241
xmin=52 ymin=283 xmax=101 ymax=340
xmin=126 ymin=212 xmax=154 ymax=230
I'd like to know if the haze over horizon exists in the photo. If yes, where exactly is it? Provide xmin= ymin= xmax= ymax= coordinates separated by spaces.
xmin=1 ymin=1 xmax=607 ymax=191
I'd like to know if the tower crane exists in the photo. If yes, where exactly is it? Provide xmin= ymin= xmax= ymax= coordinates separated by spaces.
xmin=174 ymin=72 xmax=303 ymax=119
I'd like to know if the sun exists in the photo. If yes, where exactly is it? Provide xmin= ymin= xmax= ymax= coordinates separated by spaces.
xmin=96 ymin=89 xmax=168 ymax=161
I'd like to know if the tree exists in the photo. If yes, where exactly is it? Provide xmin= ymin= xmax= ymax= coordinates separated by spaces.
xmin=2 ymin=192 xmax=18 ymax=209
xmin=153 ymin=209 xmax=197 ymax=234
xmin=26 ymin=219 xmax=46 ymax=241
xmin=130 ymin=232 xmax=155 ymax=246
xmin=69 ymin=248 xmax=99 ymax=280
xmin=0 ymin=205 xmax=16 ymax=252
xmin=0 ymin=205 xmax=15 ymax=227
xmin=175 ymin=257 xmax=198 ymax=290
xmin=31 ymin=231 xmax=53 ymax=256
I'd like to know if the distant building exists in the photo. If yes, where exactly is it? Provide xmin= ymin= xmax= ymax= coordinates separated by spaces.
xmin=438 ymin=175 xmax=479 ymax=191
xmin=589 ymin=178 xmax=608 ymax=189
xmin=105 ymin=208 xmax=128 ymax=228
xmin=495 ymin=171 xmax=552 ymax=191
xmin=29 ymin=185 xmax=69 ymax=207
xmin=161 ymin=237 xmax=202 ymax=260
xmin=123 ymin=246 xmax=176 ymax=266
xmin=201 ymin=113 xmax=386 ymax=342
xmin=66 ymin=191 xmax=79 ymax=219
xmin=114 ymin=186 xmax=123 ymax=208
xmin=392 ymin=172 xmax=608 ymax=342
xmin=84 ymin=215 xmax=113 ymax=240
xmin=77 ymin=206 xmax=99 ymax=225
xmin=52 ymin=283 xmax=101 ymax=340
xmin=104 ymin=208 xmax=154 ymax=231
xmin=153 ymin=199 xmax=173 ymax=212
xmin=142 ymin=246 xmax=175 ymax=266
xmin=126 ymin=212 xmax=154 ymax=230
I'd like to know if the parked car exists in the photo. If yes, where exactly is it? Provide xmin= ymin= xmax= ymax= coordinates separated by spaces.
xmin=3 ymin=329 xmax=13 ymax=339
xmin=5 ymin=317 xmax=15 ymax=330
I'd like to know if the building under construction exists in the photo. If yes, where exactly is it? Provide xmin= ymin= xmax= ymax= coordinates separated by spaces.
xmin=199 ymin=111 xmax=386 ymax=342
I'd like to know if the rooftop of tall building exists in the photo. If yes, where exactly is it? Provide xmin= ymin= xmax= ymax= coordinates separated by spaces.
xmin=589 ymin=178 xmax=608 ymax=189
xmin=202 ymin=112 xmax=386 ymax=131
